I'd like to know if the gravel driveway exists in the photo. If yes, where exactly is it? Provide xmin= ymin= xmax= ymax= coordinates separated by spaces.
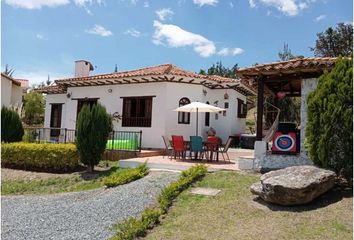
xmin=1 ymin=171 xmax=179 ymax=240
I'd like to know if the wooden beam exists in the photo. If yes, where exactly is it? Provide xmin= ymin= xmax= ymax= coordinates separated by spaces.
xmin=178 ymin=78 xmax=184 ymax=82
xmin=189 ymin=79 xmax=195 ymax=83
xmin=256 ymin=78 xmax=264 ymax=141
xmin=157 ymin=76 xmax=165 ymax=81
xmin=123 ymin=79 xmax=131 ymax=83
xmin=151 ymin=77 xmax=159 ymax=82
xmin=132 ymin=78 xmax=140 ymax=83
xmin=141 ymin=77 xmax=150 ymax=82
xmin=170 ymin=76 xmax=175 ymax=81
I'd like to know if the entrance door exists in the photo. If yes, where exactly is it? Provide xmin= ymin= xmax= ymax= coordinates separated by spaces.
xmin=50 ymin=104 xmax=62 ymax=138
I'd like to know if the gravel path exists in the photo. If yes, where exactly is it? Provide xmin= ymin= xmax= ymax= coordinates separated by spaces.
xmin=1 ymin=171 xmax=179 ymax=240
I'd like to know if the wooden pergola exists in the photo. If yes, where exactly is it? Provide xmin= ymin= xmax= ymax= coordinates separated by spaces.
xmin=237 ymin=57 xmax=337 ymax=141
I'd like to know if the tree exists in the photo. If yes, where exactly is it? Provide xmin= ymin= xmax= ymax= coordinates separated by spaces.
xmin=311 ymin=23 xmax=353 ymax=57
xmin=3 ymin=64 xmax=15 ymax=77
xmin=306 ymin=58 xmax=353 ymax=180
xmin=1 ymin=106 xmax=24 ymax=143
xmin=278 ymin=43 xmax=295 ymax=61
xmin=76 ymin=103 xmax=112 ymax=172
xmin=23 ymin=91 xmax=45 ymax=125
xmin=199 ymin=61 xmax=238 ymax=78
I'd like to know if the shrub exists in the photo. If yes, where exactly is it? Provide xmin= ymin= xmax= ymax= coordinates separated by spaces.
xmin=104 ymin=163 xmax=148 ymax=187
xmin=306 ymin=58 xmax=353 ymax=180
xmin=159 ymin=164 xmax=208 ymax=213
xmin=1 ymin=106 xmax=24 ymax=143
xmin=76 ymin=103 xmax=112 ymax=172
xmin=110 ymin=164 xmax=208 ymax=240
xmin=1 ymin=143 xmax=79 ymax=172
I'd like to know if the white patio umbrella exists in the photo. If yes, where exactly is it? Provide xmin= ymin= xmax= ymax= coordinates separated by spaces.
xmin=173 ymin=102 xmax=225 ymax=136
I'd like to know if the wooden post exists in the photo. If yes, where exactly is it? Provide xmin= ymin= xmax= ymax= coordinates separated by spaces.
xmin=256 ymin=78 xmax=264 ymax=141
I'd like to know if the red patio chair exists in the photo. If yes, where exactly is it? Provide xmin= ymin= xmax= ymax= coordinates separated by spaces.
xmin=171 ymin=135 xmax=186 ymax=159
xmin=206 ymin=136 xmax=219 ymax=161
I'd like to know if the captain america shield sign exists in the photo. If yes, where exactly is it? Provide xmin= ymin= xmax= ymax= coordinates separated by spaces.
xmin=275 ymin=135 xmax=294 ymax=151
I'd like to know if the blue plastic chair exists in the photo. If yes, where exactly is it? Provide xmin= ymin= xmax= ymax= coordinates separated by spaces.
xmin=190 ymin=136 xmax=204 ymax=160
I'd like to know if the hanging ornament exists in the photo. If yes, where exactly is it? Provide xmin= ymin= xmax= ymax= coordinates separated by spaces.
xmin=277 ymin=91 xmax=286 ymax=99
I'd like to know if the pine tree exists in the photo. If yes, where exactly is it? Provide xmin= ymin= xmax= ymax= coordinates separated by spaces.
xmin=1 ymin=106 xmax=24 ymax=143
xmin=306 ymin=58 xmax=353 ymax=180
xmin=76 ymin=103 xmax=112 ymax=172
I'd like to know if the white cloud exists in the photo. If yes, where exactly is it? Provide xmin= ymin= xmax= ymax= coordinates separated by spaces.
xmin=249 ymin=0 xmax=317 ymax=16
xmin=314 ymin=14 xmax=326 ymax=22
xmin=155 ymin=8 xmax=174 ymax=21
xmin=249 ymin=0 xmax=256 ymax=8
xmin=124 ymin=28 xmax=141 ymax=37
xmin=130 ymin=0 xmax=138 ymax=5
xmin=229 ymin=2 xmax=234 ymax=8
xmin=152 ymin=20 xmax=216 ymax=57
xmin=193 ymin=0 xmax=218 ymax=7
xmin=143 ymin=1 xmax=149 ymax=7
xmin=36 ymin=34 xmax=47 ymax=40
xmin=85 ymin=24 xmax=113 ymax=37
xmin=217 ymin=47 xmax=244 ymax=56
xmin=14 ymin=70 xmax=69 ymax=85
xmin=4 ymin=0 xmax=69 ymax=9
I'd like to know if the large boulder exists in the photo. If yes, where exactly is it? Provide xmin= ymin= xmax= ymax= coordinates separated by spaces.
xmin=250 ymin=165 xmax=336 ymax=206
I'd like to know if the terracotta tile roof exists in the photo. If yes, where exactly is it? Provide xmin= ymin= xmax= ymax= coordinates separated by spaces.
xmin=237 ymin=57 xmax=337 ymax=77
xmin=36 ymin=64 xmax=256 ymax=96
xmin=55 ymin=64 xmax=237 ymax=84
xmin=36 ymin=85 xmax=66 ymax=94
xmin=1 ymin=73 xmax=21 ymax=86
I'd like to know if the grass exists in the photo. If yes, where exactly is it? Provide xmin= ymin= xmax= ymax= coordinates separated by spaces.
xmin=145 ymin=171 xmax=353 ymax=240
xmin=2 ymin=161 xmax=147 ymax=195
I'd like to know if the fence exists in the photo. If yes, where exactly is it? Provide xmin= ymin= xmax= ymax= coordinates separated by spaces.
xmin=23 ymin=127 xmax=142 ymax=152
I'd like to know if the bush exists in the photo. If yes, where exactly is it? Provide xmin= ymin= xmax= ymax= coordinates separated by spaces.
xmin=110 ymin=164 xmax=208 ymax=240
xmin=1 ymin=106 xmax=24 ymax=143
xmin=104 ymin=163 xmax=149 ymax=187
xmin=306 ymin=58 xmax=353 ymax=180
xmin=159 ymin=164 xmax=208 ymax=213
xmin=1 ymin=143 xmax=79 ymax=172
xmin=76 ymin=103 xmax=112 ymax=172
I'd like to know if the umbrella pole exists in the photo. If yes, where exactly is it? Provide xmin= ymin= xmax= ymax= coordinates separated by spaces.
xmin=196 ymin=108 xmax=198 ymax=136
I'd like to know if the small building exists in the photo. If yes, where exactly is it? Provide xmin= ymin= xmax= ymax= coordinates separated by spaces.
xmin=236 ymin=57 xmax=337 ymax=171
xmin=1 ymin=73 xmax=23 ymax=110
xmin=38 ymin=61 xmax=255 ymax=148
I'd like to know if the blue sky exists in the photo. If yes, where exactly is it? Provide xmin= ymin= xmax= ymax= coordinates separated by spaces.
xmin=1 ymin=0 xmax=352 ymax=84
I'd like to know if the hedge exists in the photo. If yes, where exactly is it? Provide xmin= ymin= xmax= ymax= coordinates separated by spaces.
xmin=104 ymin=163 xmax=149 ymax=187
xmin=1 ymin=143 xmax=79 ymax=172
xmin=110 ymin=164 xmax=208 ymax=240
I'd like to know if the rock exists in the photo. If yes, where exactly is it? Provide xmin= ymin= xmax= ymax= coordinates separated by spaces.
xmin=250 ymin=165 xmax=336 ymax=206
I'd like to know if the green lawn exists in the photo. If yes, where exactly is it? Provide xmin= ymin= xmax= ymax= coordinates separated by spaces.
xmin=145 ymin=171 xmax=353 ymax=240
xmin=2 ymin=162 xmax=128 ymax=195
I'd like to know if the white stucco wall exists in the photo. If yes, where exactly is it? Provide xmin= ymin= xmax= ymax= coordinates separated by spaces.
xmin=44 ymin=81 xmax=248 ymax=148
xmin=1 ymin=75 xmax=23 ymax=108
xmin=11 ymin=84 xmax=23 ymax=108
xmin=1 ymin=76 xmax=12 ymax=107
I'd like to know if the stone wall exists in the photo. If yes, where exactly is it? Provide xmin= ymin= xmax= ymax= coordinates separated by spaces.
xmin=300 ymin=78 xmax=318 ymax=159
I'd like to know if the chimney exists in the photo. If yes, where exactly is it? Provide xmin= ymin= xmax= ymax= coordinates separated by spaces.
xmin=74 ymin=60 xmax=94 ymax=77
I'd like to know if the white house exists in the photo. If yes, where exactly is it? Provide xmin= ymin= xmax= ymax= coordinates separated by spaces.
xmin=38 ymin=60 xmax=255 ymax=149
xmin=1 ymin=73 xmax=23 ymax=110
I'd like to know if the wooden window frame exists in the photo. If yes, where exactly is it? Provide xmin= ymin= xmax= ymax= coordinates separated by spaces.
xmin=237 ymin=98 xmax=247 ymax=118
xmin=178 ymin=97 xmax=190 ymax=124
xmin=50 ymin=104 xmax=63 ymax=137
xmin=121 ymin=96 xmax=153 ymax=127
